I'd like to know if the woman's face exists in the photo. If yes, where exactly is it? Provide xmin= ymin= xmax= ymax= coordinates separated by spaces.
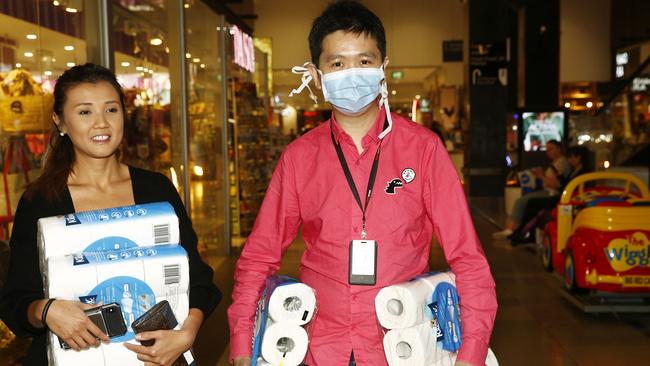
xmin=568 ymin=154 xmax=581 ymax=168
xmin=55 ymin=81 xmax=124 ymax=160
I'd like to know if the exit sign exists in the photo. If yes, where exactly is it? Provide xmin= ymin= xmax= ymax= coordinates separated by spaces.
xmin=391 ymin=71 xmax=404 ymax=80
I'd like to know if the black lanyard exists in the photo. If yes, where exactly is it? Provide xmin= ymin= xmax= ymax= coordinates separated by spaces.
xmin=330 ymin=123 xmax=383 ymax=239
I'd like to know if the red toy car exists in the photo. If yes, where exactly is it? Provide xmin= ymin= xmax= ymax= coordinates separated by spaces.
xmin=539 ymin=172 xmax=650 ymax=292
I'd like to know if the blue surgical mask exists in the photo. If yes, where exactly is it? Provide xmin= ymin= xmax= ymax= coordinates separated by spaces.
xmin=320 ymin=67 xmax=385 ymax=116
xmin=289 ymin=62 xmax=394 ymax=139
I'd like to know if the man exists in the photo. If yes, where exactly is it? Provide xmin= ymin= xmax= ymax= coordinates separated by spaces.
xmin=229 ymin=2 xmax=497 ymax=365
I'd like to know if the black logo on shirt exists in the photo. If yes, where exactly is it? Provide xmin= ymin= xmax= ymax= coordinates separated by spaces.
xmin=385 ymin=178 xmax=404 ymax=194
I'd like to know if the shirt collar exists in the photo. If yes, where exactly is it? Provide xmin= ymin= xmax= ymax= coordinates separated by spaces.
xmin=330 ymin=106 xmax=387 ymax=144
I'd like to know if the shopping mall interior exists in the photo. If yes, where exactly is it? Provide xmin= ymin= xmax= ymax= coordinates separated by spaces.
xmin=1 ymin=0 xmax=650 ymax=365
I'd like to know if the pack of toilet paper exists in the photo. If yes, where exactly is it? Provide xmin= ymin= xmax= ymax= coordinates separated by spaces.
xmin=45 ymin=244 xmax=190 ymax=366
xmin=251 ymin=276 xmax=316 ymax=366
xmin=377 ymin=271 xmax=499 ymax=366
xmin=37 ymin=202 xmax=180 ymax=273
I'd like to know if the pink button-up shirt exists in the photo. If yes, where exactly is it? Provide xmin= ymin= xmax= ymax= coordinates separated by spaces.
xmin=228 ymin=109 xmax=497 ymax=366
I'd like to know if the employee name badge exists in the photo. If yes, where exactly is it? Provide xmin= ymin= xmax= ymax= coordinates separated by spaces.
xmin=349 ymin=239 xmax=377 ymax=285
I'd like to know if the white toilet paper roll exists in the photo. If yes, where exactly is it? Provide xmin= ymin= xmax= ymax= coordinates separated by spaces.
xmin=260 ymin=322 xmax=308 ymax=366
xmin=383 ymin=321 xmax=454 ymax=366
xmin=375 ymin=272 xmax=455 ymax=329
xmin=268 ymin=282 xmax=316 ymax=325
xmin=383 ymin=324 xmax=500 ymax=366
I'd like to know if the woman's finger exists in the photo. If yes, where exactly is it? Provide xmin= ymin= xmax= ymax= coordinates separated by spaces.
xmin=81 ymin=328 xmax=100 ymax=347
xmin=72 ymin=334 xmax=90 ymax=350
xmin=124 ymin=341 xmax=155 ymax=357
xmin=136 ymin=353 xmax=157 ymax=363
xmin=64 ymin=338 xmax=81 ymax=351
xmin=86 ymin=319 xmax=109 ymax=342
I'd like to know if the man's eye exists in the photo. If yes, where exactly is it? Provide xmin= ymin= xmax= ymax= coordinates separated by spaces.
xmin=79 ymin=110 xmax=91 ymax=115
xmin=360 ymin=59 xmax=371 ymax=65
xmin=332 ymin=61 xmax=343 ymax=68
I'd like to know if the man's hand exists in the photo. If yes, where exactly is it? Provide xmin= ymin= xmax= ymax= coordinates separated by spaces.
xmin=455 ymin=361 xmax=475 ymax=366
xmin=233 ymin=356 xmax=251 ymax=366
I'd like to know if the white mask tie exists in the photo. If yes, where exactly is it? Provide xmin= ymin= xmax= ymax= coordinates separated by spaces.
xmin=289 ymin=63 xmax=319 ymax=104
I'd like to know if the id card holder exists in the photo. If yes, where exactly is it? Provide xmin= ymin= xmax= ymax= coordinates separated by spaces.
xmin=349 ymin=240 xmax=377 ymax=285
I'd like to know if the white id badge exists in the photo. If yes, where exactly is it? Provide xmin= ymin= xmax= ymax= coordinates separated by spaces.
xmin=349 ymin=240 xmax=377 ymax=285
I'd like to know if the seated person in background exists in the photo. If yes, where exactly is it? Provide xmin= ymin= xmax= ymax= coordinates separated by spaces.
xmin=494 ymin=140 xmax=570 ymax=239
xmin=508 ymin=145 xmax=592 ymax=243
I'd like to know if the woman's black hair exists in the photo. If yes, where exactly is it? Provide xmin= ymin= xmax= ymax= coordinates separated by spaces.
xmin=26 ymin=63 xmax=126 ymax=202
xmin=309 ymin=0 xmax=386 ymax=67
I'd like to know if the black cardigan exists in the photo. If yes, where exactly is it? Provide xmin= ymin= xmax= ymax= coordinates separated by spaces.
xmin=0 ymin=166 xmax=221 ymax=365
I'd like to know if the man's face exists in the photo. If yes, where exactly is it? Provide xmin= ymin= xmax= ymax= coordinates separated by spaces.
xmin=546 ymin=143 xmax=559 ymax=159
xmin=310 ymin=30 xmax=384 ymax=88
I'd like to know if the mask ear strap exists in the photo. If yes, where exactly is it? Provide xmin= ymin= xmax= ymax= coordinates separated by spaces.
xmin=378 ymin=65 xmax=393 ymax=139
xmin=289 ymin=62 xmax=319 ymax=104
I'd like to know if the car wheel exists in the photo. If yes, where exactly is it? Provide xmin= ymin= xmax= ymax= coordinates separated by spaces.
xmin=540 ymin=232 xmax=553 ymax=272
xmin=564 ymin=252 xmax=577 ymax=291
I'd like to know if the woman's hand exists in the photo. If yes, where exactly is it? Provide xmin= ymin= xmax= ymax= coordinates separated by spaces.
xmin=44 ymin=300 xmax=109 ymax=351
xmin=233 ymin=356 xmax=252 ymax=366
xmin=124 ymin=329 xmax=194 ymax=365
xmin=124 ymin=308 xmax=203 ymax=366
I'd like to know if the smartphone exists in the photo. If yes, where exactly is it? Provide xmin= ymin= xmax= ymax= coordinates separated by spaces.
xmin=58 ymin=302 xmax=127 ymax=349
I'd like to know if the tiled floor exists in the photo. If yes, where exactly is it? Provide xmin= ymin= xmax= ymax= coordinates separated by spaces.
xmin=3 ymin=201 xmax=650 ymax=365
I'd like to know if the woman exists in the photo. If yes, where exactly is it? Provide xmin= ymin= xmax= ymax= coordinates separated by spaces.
xmin=0 ymin=64 xmax=221 ymax=365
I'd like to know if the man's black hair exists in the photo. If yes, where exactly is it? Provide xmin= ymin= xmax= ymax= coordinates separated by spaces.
xmin=308 ymin=0 xmax=386 ymax=67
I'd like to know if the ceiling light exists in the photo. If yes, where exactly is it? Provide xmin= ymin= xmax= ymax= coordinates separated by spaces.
xmin=121 ymin=61 xmax=131 ymax=67
xmin=64 ymin=45 xmax=74 ymax=51
xmin=136 ymin=66 xmax=143 ymax=71
xmin=165 ymin=47 xmax=170 ymax=54
xmin=44 ymin=71 xmax=52 ymax=76
xmin=53 ymin=0 xmax=60 ymax=5
xmin=24 ymin=52 xmax=34 ymax=58
xmin=184 ymin=3 xmax=190 ymax=8
xmin=143 ymin=67 xmax=149 ymax=72
xmin=26 ymin=34 xmax=37 ymax=40
xmin=192 ymin=58 xmax=200 ymax=63
xmin=66 ymin=62 xmax=75 ymax=67
xmin=148 ymin=70 xmax=154 ymax=74
xmin=586 ymin=101 xmax=593 ymax=108
xmin=52 ymin=58 xmax=56 ymax=62
xmin=200 ymin=63 xmax=206 ymax=69
xmin=564 ymin=102 xmax=571 ymax=108
xmin=149 ymin=38 xmax=163 ymax=46
xmin=15 ymin=63 xmax=22 ymax=68
xmin=185 ymin=53 xmax=191 ymax=59
xmin=391 ymin=90 xmax=397 ymax=95
xmin=65 ymin=7 xmax=78 ymax=13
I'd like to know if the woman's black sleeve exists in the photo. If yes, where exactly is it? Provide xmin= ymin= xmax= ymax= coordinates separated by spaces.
xmin=0 ymin=195 xmax=46 ymax=337
xmin=156 ymin=173 xmax=222 ymax=318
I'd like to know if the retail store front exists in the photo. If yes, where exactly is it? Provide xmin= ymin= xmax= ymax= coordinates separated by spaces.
xmin=0 ymin=0 xmax=279 ymax=359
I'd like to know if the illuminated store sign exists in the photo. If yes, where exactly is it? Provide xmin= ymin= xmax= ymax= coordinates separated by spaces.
xmin=615 ymin=52 xmax=628 ymax=78
xmin=632 ymin=77 xmax=650 ymax=92
xmin=233 ymin=25 xmax=255 ymax=73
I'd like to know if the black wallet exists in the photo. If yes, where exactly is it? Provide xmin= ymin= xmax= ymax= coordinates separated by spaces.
xmin=131 ymin=300 xmax=193 ymax=366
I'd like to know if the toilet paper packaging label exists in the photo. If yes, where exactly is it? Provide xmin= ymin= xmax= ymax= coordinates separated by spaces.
xmin=37 ymin=202 xmax=180 ymax=272
xmin=46 ymin=244 xmax=190 ymax=366
xmin=428 ymin=282 xmax=462 ymax=352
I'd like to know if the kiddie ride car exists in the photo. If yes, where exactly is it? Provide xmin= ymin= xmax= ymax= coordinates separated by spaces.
xmin=539 ymin=172 xmax=650 ymax=305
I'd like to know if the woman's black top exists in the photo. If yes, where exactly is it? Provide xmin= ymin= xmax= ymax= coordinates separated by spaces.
xmin=0 ymin=166 xmax=221 ymax=365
